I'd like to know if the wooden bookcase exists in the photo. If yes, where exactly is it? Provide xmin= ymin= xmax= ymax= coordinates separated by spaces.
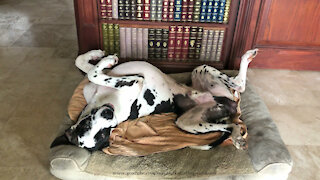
xmin=74 ymin=0 xmax=241 ymax=73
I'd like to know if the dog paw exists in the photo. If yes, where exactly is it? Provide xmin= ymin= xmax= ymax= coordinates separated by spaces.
xmin=99 ymin=55 xmax=119 ymax=68
xmin=86 ymin=49 xmax=105 ymax=60
xmin=232 ymin=136 xmax=247 ymax=150
xmin=242 ymin=49 xmax=258 ymax=63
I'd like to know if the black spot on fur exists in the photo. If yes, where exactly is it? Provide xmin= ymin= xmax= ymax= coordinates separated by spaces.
xmin=100 ymin=108 xmax=114 ymax=119
xmin=173 ymin=94 xmax=196 ymax=115
xmin=73 ymin=116 xmax=93 ymax=138
xmin=115 ymin=80 xmax=136 ymax=88
xmin=91 ymin=108 xmax=98 ymax=115
xmin=204 ymin=97 xmax=237 ymax=123
xmin=87 ymin=128 xmax=111 ymax=151
xmin=152 ymin=100 xmax=175 ymax=114
xmin=199 ymin=123 xmax=203 ymax=126
xmin=128 ymin=99 xmax=141 ymax=119
xmin=93 ymin=75 xmax=97 ymax=78
xmin=144 ymin=89 xmax=155 ymax=105
xmin=104 ymin=78 xmax=111 ymax=81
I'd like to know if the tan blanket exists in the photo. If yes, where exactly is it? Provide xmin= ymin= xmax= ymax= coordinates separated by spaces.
xmin=68 ymin=78 xmax=247 ymax=156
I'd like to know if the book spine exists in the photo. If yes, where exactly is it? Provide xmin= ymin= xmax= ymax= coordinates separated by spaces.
xmin=211 ymin=0 xmax=219 ymax=22
xmin=205 ymin=30 xmax=214 ymax=61
xmin=162 ymin=0 xmax=169 ymax=21
xmin=137 ymin=0 xmax=144 ymax=20
xmin=174 ymin=0 xmax=182 ymax=21
xmin=209 ymin=29 xmax=219 ymax=61
xmin=195 ymin=27 xmax=203 ymax=59
xmin=168 ymin=0 xmax=175 ymax=21
xmin=125 ymin=28 xmax=132 ymax=58
xmin=106 ymin=0 xmax=113 ymax=19
xmin=218 ymin=0 xmax=226 ymax=23
xmin=181 ymin=26 xmax=190 ymax=60
xmin=130 ymin=0 xmax=137 ymax=20
xmin=112 ymin=0 xmax=119 ymax=19
xmin=114 ymin=24 xmax=120 ymax=56
xmin=223 ymin=0 xmax=230 ymax=24
xmin=188 ymin=26 xmax=197 ymax=59
xmin=142 ymin=28 xmax=149 ymax=59
xmin=100 ymin=0 xmax=107 ymax=19
xmin=118 ymin=0 xmax=125 ymax=19
xmin=148 ymin=28 xmax=156 ymax=59
xmin=215 ymin=29 xmax=224 ymax=61
xmin=155 ymin=29 xmax=163 ymax=59
xmin=206 ymin=0 xmax=214 ymax=22
xmin=181 ymin=0 xmax=188 ymax=22
xmin=108 ymin=24 xmax=115 ymax=54
xmin=192 ymin=0 xmax=201 ymax=22
xmin=199 ymin=29 xmax=208 ymax=60
xmin=162 ymin=29 xmax=169 ymax=59
xmin=120 ymin=27 xmax=126 ymax=58
xmin=131 ymin=28 xmax=138 ymax=58
xmin=124 ymin=0 xmax=131 ymax=19
xmin=156 ymin=0 xmax=163 ymax=21
xmin=102 ymin=23 xmax=109 ymax=55
xmin=167 ymin=26 xmax=176 ymax=60
xmin=143 ymin=0 xmax=151 ymax=20
xmin=174 ymin=25 xmax=183 ymax=60
xmin=199 ymin=0 xmax=208 ymax=22
xmin=150 ymin=0 xmax=157 ymax=20
xmin=187 ymin=0 xmax=194 ymax=22
xmin=137 ymin=28 xmax=143 ymax=59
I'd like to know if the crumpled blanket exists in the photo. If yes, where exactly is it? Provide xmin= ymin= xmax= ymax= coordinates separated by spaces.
xmin=68 ymin=78 xmax=247 ymax=156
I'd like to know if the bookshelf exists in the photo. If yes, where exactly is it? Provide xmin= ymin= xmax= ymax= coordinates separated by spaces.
xmin=74 ymin=0 xmax=240 ymax=73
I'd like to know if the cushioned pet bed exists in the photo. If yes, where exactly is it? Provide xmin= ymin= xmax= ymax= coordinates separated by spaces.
xmin=50 ymin=71 xmax=293 ymax=180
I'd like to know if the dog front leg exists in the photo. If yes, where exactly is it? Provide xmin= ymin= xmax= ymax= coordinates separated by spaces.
xmin=87 ymin=55 xmax=144 ymax=90
xmin=75 ymin=50 xmax=105 ymax=73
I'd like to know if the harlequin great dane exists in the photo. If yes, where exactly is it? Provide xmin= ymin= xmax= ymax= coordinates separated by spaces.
xmin=64 ymin=49 xmax=258 ymax=151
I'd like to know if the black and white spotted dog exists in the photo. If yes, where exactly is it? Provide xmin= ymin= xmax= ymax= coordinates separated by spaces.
xmin=64 ymin=49 xmax=258 ymax=151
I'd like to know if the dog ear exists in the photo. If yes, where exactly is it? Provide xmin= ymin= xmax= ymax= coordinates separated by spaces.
xmin=50 ymin=134 xmax=74 ymax=148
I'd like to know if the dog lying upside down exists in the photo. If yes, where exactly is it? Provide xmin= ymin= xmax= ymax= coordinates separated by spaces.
xmin=64 ymin=49 xmax=258 ymax=151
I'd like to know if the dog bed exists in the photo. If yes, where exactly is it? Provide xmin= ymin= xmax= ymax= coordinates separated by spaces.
xmin=49 ymin=71 xmax=293 ymax=180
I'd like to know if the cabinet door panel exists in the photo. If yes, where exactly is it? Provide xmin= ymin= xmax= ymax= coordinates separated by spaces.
xmin=231 ymin=0 xmax=320 ymax=70
xmin=256 ymin=0 xmax=320 ymax=48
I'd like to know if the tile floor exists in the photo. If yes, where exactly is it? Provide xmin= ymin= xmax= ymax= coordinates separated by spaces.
xmin=0 ymin=0 xmax=319 ymax=179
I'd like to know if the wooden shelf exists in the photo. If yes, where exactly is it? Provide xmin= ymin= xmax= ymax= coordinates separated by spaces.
xmin=100 ymin=19 xmax=228 ymax=29
xmin=118 ymin=58 xmax=224 ymax=73
xmin=74 ymin=0 xmax=240 ymax=71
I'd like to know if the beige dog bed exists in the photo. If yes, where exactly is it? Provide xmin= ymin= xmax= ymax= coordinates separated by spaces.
xmin=50 ymin=71 xmax=292 ymax=180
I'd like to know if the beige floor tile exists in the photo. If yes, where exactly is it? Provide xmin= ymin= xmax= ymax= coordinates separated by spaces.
xmin=268 ymin=105 xmax=320 ymax=146
xmin=0 ymin=80 xmax=30 ymax=120
xmin=0 ymin=28 xmax=26 ymax=47
xmin=287 ymin=145 xmax=320 ymax=180
xmin=248 ymin=69 xmax=320 ymax=107
xmin=0 ymin=167 xmax=58 ymax=180
xmin=13 ymin=24 xmax=74 ymax=48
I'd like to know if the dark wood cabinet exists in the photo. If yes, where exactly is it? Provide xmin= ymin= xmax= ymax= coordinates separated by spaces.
xmin=230 ymin=0 xmax=320 ymax=71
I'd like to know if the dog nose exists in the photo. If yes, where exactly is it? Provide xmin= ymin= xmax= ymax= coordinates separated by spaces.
xmin=101 ymin=108 xmax=114 ymax=119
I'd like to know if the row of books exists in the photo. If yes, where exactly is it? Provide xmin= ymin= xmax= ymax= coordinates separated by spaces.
xmin=102 ymin=23 xmax=225 ymax=61
xmin=100 ymin=0 xmax=231 ymax=23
